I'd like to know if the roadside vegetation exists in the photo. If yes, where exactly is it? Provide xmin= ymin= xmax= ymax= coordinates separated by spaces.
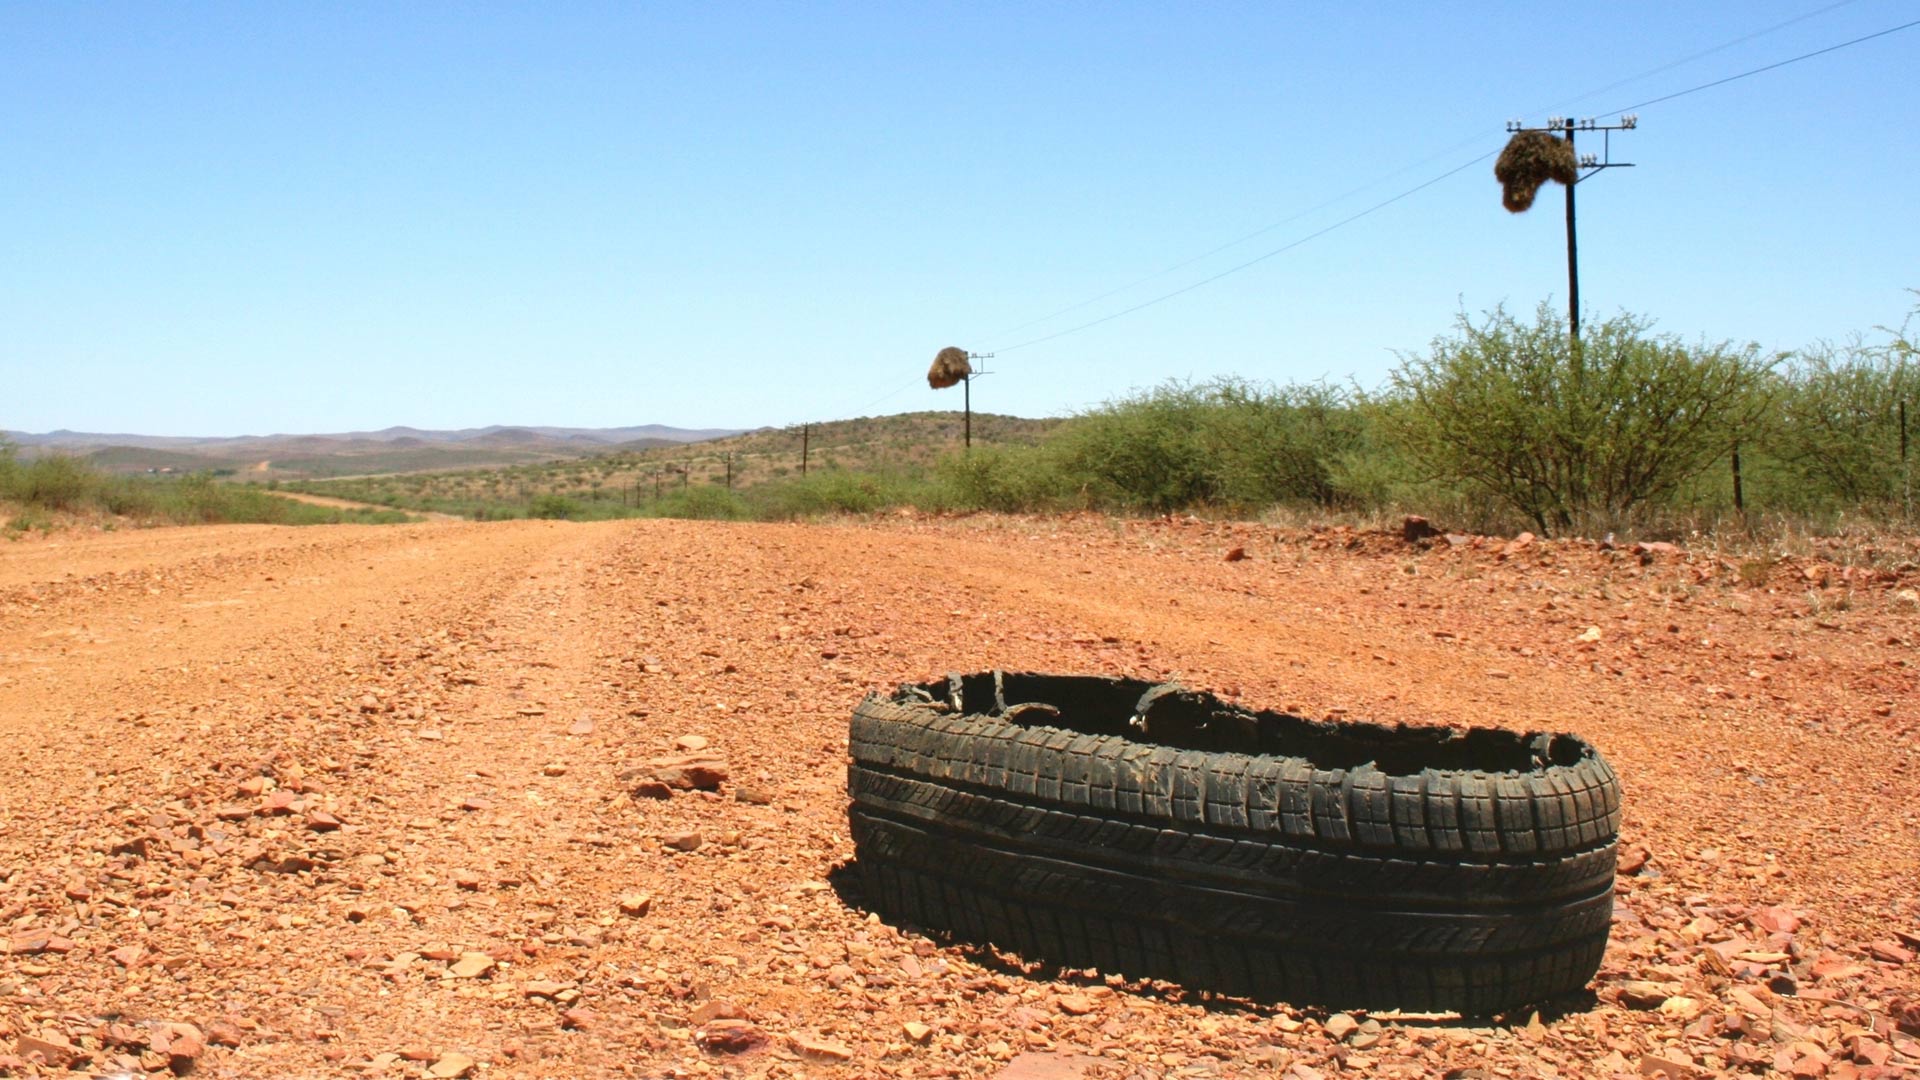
xmin=20 ymin=295 xmax=1912 ymax=544
xmin=0 ymin=448 xmax=413 ymax=534
xmin=290 ymin=296 xmax=1918 ymax=543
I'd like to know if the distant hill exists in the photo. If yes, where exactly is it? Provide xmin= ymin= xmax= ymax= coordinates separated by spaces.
xmin=292 ymin=409 xmax=1067 ymax=513
xmin=6 ymin=422 xmax=742 ymax=450
xmin=3 ymin=422 xmax=748 ymax=480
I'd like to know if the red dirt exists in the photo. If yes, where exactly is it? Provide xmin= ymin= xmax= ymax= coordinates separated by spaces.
xmin=1 ymin=515 xmax=1916 ymax=1079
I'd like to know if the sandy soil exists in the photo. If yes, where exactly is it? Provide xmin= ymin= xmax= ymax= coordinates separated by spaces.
xmin=1 ymin=515 xmax=1916 ymax=1079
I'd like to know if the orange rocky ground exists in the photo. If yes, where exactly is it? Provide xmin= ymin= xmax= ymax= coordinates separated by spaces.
xmin=0 ymin=515 xmax=1916 ymax=1079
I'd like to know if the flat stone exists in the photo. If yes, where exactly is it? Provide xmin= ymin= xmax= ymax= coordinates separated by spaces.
xmin=426 ymin=1051 xmax=477 ymax=1078
xmin=1868 ymin=940 xmax=1915 ymax=965
xmin=258 ymin=789 xmax=299 ymax=815
xmin=993 ymin=1051 xmax=1099 ymax=1079
xmin=6 ymin=930 xmax=74 ymax=955
xmin=791 ymin=1034 xmax=853 ymax=1061
xmin=691 ymin=999 xmax=747 ymax=1025
xmin=1617 ymin=980 xmax=1682 ymax=1009
xmin=1638 ymin=1052 xmax=1703 ymax=1079
xmin=15 ymin=1034 xmax=80 ymax=1069
xmin=648 ymin=755 xmax=728 ymax=791
xmin=447 ymin=954 xmax=494 ymax=979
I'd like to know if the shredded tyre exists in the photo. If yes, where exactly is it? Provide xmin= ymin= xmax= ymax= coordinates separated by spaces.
xmin=846 ymin=672 xmax=1621 ymax=1013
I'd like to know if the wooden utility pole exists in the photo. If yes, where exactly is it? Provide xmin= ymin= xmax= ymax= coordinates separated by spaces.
xmin=1503 ymin=115 xmax=1638 ymax=345
xmin=1565 ymin=124 xmax=1581 ymax=344
xmin=801 ymin=424 xmax=810 ymax=476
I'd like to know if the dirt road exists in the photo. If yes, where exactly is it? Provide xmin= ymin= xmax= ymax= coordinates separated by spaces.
xmin=263 ymin=489 xmax=463 ymax=522
xmin=1 ymin=516 xmax=1915 ymax=1078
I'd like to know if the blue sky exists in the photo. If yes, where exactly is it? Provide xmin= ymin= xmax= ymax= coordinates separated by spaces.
xmin=4 ymin=2 xmax=1916 ymax=436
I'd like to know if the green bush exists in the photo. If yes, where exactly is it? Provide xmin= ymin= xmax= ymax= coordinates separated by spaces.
xmin=1765 ymin=309 xmax=1917 ymax=508
xmin=745 ymin=469 xmax=915 ymax=519
xmin=12 ymin=454 xmax=96 ymax=510
xmin=933 ymin=444 xmax=1075 ymax=512
xmin=1386 ymin=304 xmax=1774 ymax=535
xmin=1050 ymin=377 xmax=1371 ymax=512
xmin=649 ymin=486 xmax=749 ymax=520
xmin=0 ymin=449 xmax=411 ymax=527
xmin=528 ymin=493 xmax=582 ymax=520
xmin=173 ymin=472 xmax=233 ymax=523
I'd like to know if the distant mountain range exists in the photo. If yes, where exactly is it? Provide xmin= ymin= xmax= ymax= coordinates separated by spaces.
xmin=7 ymin=423 xmax=744 ymax=451
xmin=3 ymin=424 xmax=751 ymax=479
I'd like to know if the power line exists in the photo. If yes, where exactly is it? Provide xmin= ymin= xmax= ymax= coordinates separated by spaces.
xmin=1545 ymin=0 xmax=1862 ymax=112
xmin=843 ymin=376 xmax=921 ymax=417
xmin=1605 ymin=14 xmax=1920 ymax=114
xmin=977 ymin=142 xmax=1485 ymax=347
xmin=995 ymin=150 xmax=1497 ymax=355
xmin=974 ymin=0 xmax=1873 ymax=355
xmin=809 ymin=4 xmax=1917 ymax=420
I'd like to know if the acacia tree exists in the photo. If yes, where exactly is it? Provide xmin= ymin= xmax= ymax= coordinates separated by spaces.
xmin=1766 ymin=298 xmax=1918 ymax=508
xmin=1388 ymin=303 xmax=1773 ymax=535
xmin=1052 ymin=378 xmax=1369 ymax=512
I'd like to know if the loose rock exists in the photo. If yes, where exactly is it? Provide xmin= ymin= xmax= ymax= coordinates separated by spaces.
xmin=791 ymin=1033 xmax=854 ymax=1061
xmin=694 ymin=1020 xmax=766 ymax=1054
xmin=427 ymin=1051 xmax=477 ymax=1078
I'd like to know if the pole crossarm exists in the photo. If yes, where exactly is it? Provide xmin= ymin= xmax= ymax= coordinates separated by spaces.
xmin=1505 ymin=115 xmax=1638 ymax=182
xmin=1500 ymin=114 xmax=1640 ymax=343
xmin=1505 ymin=114 xmax=1643 ymax=179
xmin=961 ymin=353 xmax=995 ymax=451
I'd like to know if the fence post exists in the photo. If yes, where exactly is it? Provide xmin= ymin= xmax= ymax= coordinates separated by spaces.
xmin=1902 ymin=399 xmax=1911 ymax=519
xmin=1731 ymin=439 xmax=1744 ymax=514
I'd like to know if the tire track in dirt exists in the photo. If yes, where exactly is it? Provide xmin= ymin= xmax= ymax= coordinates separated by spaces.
xmin=2 ymin=517 xmax=1914 ymax=1079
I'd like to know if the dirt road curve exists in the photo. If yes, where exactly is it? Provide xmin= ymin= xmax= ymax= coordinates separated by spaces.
xmin=264 ymin=489 xmax=463 ymax=522
xmin=2 ymin=517 xmax=1916 ymax=1078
